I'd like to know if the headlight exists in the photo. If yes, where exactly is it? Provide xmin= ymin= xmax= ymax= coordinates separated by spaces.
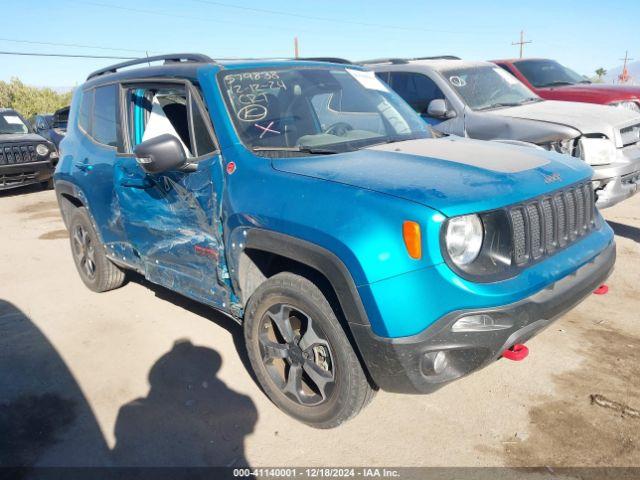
xmin=445 ymin=214 xmax=483 ymax=266
xmin=36 ymin=144 xmax=49 ymax=156
xmin=577 ymin=137 xmax=615 ymax=166
xmin=540 ymin=138 xmax=575 ymax=155
xmin=610 ymin=101 xmax=640 ymax=114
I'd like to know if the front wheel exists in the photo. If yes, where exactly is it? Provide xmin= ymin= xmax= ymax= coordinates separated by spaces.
xmin=244 ymin=272 xmax=374 ymax=428
xmin=68 ymin=207 xmax=126 ymax=292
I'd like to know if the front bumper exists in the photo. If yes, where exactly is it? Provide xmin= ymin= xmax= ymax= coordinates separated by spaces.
xmin=592 ymin=143 xmax=640 ymax=208
xmin=0 ymin=160 xmax=55 ymax=191
xmin=351 ymin=241 xmax=615 ymax=394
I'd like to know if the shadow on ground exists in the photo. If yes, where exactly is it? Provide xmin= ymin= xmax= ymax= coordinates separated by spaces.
xmin=608 ymin=221 xmax=640 ymax=243
xmin=126 ymin=273 xmax=258 ymax=386
xmin=0 ymin=299 xmax=256 ymax=471
xmin=0 ymin=184 xmax=47 ymax=199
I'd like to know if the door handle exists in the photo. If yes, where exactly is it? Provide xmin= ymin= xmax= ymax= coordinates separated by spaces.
xmin=74 ymin=158 xmax=92 ymax=172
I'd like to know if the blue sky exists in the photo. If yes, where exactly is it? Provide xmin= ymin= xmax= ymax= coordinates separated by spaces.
xmin=2 ymin=0 xmax=638 ymax=87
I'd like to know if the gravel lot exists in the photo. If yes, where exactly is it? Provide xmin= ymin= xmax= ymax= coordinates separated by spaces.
xmin=1 ymin=184 xmax=639 ymax=469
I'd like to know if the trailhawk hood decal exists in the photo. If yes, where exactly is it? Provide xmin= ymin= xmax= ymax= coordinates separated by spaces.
xmin=272 ymin=136 xmax=592 ymax=217
xmin=487 ymin=100 xmax=640 ymax=147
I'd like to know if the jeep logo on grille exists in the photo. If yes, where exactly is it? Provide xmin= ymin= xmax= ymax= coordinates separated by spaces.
xmin=543 ymin=173 xmax=562 ymax=184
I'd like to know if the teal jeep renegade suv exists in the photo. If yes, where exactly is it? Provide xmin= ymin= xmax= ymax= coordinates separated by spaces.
xmin=54 ymin=54 xmax=615 ymax=428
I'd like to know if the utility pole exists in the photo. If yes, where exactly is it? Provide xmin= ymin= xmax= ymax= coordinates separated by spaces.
xmin=512 ymin=30 xmax=532 ymax=59
xmin=618 ymin=50 xmax=634 ymax=84
xmin=294 ymin=37 xmax=299 ymax=59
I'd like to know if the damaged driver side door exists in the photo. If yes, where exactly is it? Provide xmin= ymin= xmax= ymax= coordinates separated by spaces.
xmin=113 ymin=81 xmax=232 ymax=310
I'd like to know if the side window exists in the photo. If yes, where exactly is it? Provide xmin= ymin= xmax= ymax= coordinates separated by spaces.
xmin=388 ymin=72 xmax=445 ymax=115
xmin=92 ymin=85 xmax=118 ymax=147
xmin=497 ymin=63 xmax=515 ymax=75
xmin=79 ymin=89 xmax=94 ymax=135
xmin=125 ymin=84 xmax=216 ymax=158
xmin=190 ymin=93 xmax=216 ymax=156
xmin=375 ymin=71 xmax=390 ymax=84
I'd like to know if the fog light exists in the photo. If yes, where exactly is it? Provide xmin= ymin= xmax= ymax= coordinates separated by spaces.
xmin=451 ymin=314 xmax=512 ymax=332
xmin=421 ymin=350 xmax=449 ymax=376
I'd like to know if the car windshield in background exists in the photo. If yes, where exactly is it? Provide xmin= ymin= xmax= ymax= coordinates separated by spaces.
xmin=53 ymin=110 xmax=69 ymax=130
xmin=443 ymin=66 xmax=541 ymax=111
xmin=0 ymin=112 xmax=29 ymax=135
xmin=515 ymin=59 xmax=588 ymax=88
xmin=218 ymin=66 xmax=432 ymax=155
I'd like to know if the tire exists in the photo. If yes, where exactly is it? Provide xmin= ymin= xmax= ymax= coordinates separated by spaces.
xmin=244 ymin=272 xmax=374 ymax=428
xmin=68 ymin=207 xmax=126 ymax=292
xmin=40 ymin=178 xmax=54 ymax=190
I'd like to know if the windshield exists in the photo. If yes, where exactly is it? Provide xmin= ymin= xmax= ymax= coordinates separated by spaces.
xmin=443 ymin=66 xmax=541 ymax=111
xmin=218 ymin=66 xmax=432 ymax=155
xmin=515 ymin=59 xmax=587 ymax=88
xmin=0 ymin=111 xmax=30 ymax=135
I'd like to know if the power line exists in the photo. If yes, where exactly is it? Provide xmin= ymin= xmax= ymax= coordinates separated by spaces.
xmin=74 ymin=0 xmax=505 ymax=36
xmin=190 ymin=0 xmax=478 ymax=33
xmin=0 ymin=51 xmax=138 ymax=60
xmin=0 ymin=37 xmax=151 ymax=54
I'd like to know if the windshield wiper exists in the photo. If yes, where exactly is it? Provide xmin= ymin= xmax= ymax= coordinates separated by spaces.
xmin=477 ymin=102 xmax=524 ymax=111
xmin=252 ymin=146 xmax=338 ymax=155
xmin=537 ymin=81 xmax=574 ymax=87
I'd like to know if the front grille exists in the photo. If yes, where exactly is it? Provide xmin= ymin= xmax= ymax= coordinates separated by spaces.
xmin=0 ymin=143 xmax=39 ymax=165
xmin=509 ymin=183 xmax=596 ymax=267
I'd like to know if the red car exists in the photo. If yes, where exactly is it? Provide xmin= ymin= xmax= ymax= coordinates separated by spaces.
xmin=492 ymin=58 xmax=640 ymax=113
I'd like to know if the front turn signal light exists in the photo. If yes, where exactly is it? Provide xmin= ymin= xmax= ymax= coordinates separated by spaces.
xmin=402 ymin=221 xmax=422 ymax=260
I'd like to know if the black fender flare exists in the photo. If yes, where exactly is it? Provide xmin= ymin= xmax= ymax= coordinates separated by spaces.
xmin=242 ymin=229 xmax=370 ymax=328
xmin=54 ymin=180 xmax=88 ymax=226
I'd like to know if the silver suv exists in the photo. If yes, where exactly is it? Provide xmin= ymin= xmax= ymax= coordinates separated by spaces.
xmin=365 ymin=57 xmax=640 ymax=209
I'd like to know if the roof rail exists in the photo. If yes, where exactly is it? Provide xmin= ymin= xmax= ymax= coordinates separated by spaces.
xmin=86 ymin=53 xmax=215 ymax=80
xmin=359 ymin=58 xmax=408 ymax=65
xmin=413 ymin=55 xmax=461 ymax=60
xmin=298 ymin=57 xmax=352 ymax=65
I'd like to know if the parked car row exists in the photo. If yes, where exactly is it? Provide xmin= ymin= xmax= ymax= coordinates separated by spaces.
xmin=53 ymin=54 xmax=619 ymax=428
xmin=366 ymin=57 xmax=640 ymax=209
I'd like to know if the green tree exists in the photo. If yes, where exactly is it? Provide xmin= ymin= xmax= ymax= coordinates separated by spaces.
xmin=595 ymin=68 xmax=607 ymax=82
xmin=0 ymin=77 xmax=73 ymax=119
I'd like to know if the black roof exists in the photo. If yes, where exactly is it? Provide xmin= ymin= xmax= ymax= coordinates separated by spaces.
xmin=83 ymin=53 xmax=359 ymax=89
xmin=86 ymin=53 xmax=215 ymax=81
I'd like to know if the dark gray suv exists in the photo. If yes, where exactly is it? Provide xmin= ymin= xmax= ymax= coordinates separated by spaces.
xmin=0 ymin=108 xmax=58 ymax=191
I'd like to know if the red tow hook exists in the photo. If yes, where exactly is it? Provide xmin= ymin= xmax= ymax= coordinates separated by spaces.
xmin=593 ymin=284 xmax=609 ymax=295
xmin=503 ymin=343 xmax=529 ymax=361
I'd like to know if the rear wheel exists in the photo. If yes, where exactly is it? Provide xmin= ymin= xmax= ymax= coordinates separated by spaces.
xmin=244 ymin=272 xmax=374 ymax=428
xmin=68 ymin=207 xmax=126 ymax=292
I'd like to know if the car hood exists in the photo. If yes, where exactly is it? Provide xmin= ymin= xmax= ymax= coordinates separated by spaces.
xmin=538 ymin=83 xmax=640 ymax=103
xmin=0 ymin=133 xmax=48 ymax=143
xmin=272 ymin=136 xmax=592 ymax=217
xmin=486 ymin=100 xmax=640 ymax=147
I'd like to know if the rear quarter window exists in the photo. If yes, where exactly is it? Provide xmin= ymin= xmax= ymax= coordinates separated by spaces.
xmin=92 ymin=85 xmax=118 ymax=147
xmin=79 ymin=89 xmax=94 ymax=135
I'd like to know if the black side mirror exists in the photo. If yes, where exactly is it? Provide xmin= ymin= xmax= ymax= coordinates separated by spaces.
xmin=133 ymin=134 xmax=187 ymax=174
xmin=427 ymin=99 xmax=456 ymax=119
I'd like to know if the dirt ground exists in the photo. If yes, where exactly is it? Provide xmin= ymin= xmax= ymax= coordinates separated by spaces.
xmin=1 ymin=184 xmax=639 ymax=470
